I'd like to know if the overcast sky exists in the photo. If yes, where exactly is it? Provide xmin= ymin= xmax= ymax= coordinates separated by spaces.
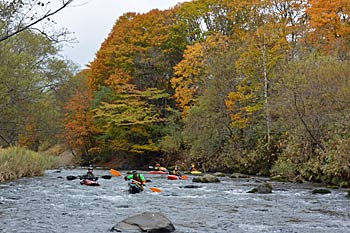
xmin=52 ymin=0 xmax=189 ymax=69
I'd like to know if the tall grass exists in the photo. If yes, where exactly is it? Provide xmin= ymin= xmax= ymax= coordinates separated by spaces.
xmin=0 ymin=146 xmax=60 ymax=182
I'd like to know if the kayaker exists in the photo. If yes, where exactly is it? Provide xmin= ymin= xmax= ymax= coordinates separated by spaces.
xmin=81 ymin=166 xmax=97 ymax=180
xmin=171 ymin=165 xmax=181 ymax=176
xmin=124 ymin=170 xmax=146 ymax=185
xmin=189 ymin=164 xmax=197 ymax=172
xmin=154 ymin=163 xmax=168 ymax=172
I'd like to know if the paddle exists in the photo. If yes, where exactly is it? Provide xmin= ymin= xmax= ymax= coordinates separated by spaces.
xmin=66 ymin=175 xmax=80 ymax=180
xmin=128 ymin=179 xmax=144 ymax=191
xmin=66 ymin=175 xmax=112 ymax=181
xmin=181 ymin=175 xmax=188 ymax=180
xmin=110 ymin=169 xmax=162 ymax=192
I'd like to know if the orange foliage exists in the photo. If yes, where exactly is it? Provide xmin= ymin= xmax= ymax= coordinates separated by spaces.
xmin=63 ymin=89 xmax=97 ymax=155
xmin=306 ymin=0 xmax=350 ymax=52
xmin=88 ymin=8 xmax=180 ymax=91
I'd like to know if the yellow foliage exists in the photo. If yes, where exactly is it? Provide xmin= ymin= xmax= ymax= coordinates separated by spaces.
xmin=226 ymin=84 xmax=262 ymax=129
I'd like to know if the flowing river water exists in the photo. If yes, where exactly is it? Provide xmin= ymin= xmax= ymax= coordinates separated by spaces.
xmin=1 ymin=168 xmax=350 ymax=233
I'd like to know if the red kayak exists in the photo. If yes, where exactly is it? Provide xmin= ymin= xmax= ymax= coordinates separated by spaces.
xmin=167 ymin=175 xmax=180 ymax=180
xmin=80 ymin=179 xmax=100 ymax=186
xmin=148 ymin=171 xmax=168 ymax=174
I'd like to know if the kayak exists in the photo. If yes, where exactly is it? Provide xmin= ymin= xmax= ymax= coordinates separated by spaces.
xmin=148 ymin=171 xmax=168 ymax=174
xmin=167 ymin=175 xmax=180 ymax=180
xmin=128 ymin=182 xmax=144 ymax=194
xmin=191 ymin=171 xmax=202 ymax=175
xmin=80 ymin=179 xmax=100 ymax=186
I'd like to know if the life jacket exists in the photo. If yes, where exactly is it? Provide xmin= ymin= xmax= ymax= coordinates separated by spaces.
xmin=133 ymin=174 xmax=142 ymax=183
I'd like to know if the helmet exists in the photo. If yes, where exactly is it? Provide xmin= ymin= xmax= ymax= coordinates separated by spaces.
xmin=88 ymin=166 xmax=93 ymax=171
xmin=132 ymin=170 xmax=138 ymax=175
xmin=156 ymin=163 xmax=160 ymax=166
xmin=191 ymin=164 xmax=195 ymax=167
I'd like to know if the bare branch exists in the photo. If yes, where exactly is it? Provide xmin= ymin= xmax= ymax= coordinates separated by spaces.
xmin=0 ymin=0 xmax=74 ymax=42
xmin=293 ymin=91 xmax=325 ymax=152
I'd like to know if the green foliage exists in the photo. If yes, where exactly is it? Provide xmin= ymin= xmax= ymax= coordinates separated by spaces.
xmin=270 ymin=156 xmax=297 ymax=180
xmin=0 ymin=29 xmax=74 ymax=148
xmin=92 ymin=84 xmax=170 ymax=156
xmin=320 ymin=138 xmax=350 ymax=186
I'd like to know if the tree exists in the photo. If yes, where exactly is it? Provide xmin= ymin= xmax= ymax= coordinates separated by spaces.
xmin=92 ymin=73 xmax=170 ymax=155
xmin=0 ymin=30 xmax=73 ymax=147
xmin=171 ymin=43 xmax=204 ymax=115
xmin=271 ymin=54 xmax=350 ymax=183
xmin=89 ymin=8 xmax=186 ymax=92
xmin=0 ymin=0 xmax=73 ymax=42
xmin=64 ymin=88 xmax=97 ymax=158
xmin=306 ymin=0 xmax=350 ymax=56
xmin=179 ymin=33 xmax=241 ymax=171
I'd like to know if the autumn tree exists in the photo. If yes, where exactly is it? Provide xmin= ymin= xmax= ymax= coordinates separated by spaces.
xmin=64 ymin=88 xmax=98 ymax=162
xmin=176 ymin=33 xmax=240 ymax=171
xmin=305 ymin=0 xmax=350 ymax=57
xmin=92 ymin=73 xmax=170 ymax=157
xmin=171 ymin=43 xmax=204 ymax=115
xmin=89 ymin=8 xmax=187 ymax=92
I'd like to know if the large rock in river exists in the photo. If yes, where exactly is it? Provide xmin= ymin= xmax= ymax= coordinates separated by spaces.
xmin=192 ymin=174 xmax=220 ymax=183
xmin=111 ymin=212 xmax=175 ymax=232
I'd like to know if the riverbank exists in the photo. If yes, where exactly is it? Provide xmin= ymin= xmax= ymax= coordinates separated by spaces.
xmin=0 ymin=146 xmax=60 ymax=182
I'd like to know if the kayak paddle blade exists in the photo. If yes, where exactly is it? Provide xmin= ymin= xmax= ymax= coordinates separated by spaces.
xmin=150 ymin=187 xmax=162 ymax=192
xmin=110 ymin=169 xmax=122 ymax=177
xmin=101 ymin=175 xmax=112 ymax=179
xmin=181 ymin=175 xmax=188 ymax=180
xmin=66 ymin=175 xmax=77 ymax=181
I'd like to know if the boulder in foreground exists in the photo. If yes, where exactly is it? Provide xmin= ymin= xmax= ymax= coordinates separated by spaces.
xmin=111 ymin=212 xmax=175 ymax=232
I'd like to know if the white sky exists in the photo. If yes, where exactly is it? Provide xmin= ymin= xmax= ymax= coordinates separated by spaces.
xmin=51 ymin=0 xmax=189 ymax=69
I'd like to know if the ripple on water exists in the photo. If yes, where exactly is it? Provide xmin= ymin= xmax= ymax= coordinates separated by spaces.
xmin=2 ymin=170 xmax=350 ymax=233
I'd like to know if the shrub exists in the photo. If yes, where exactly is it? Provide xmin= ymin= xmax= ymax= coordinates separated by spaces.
xmin=0 ymin=146 xmax=59 ymax=182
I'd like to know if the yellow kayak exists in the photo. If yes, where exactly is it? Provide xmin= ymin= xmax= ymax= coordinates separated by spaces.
xmin=191 ymin=171 xmax=202 ymax=175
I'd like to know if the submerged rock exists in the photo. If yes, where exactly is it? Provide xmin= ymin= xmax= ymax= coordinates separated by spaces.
xmin=213 ymin=172 xmax=226 ymax=177
xmin=247 ymin=182 xmax=273 ymax=194
xmin=230 ymin=173 xmax=250 ymax=179
xmin=312 ymin=189 xmax=331 ymax=194
xmin=111 ymin=212 xmax=175 ymax=232
xmin=270 ymin=175 xmax=288 ymax=182
xmin=192 ymin=174 xmax=220 ymax=183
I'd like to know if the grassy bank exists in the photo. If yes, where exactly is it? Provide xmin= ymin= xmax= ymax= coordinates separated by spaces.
xmin=0 ymin=146 xmax=60 ymax=182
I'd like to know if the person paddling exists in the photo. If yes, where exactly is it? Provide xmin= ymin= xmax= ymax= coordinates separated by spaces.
xmin=189 ymin=164 xmax=197 ymax=172
xmin=154 ymin=163 xmax=168 ymax=172
xmin=124 ymin=170 xmax=146 ymax=185
xmin=125 ymin=170 xmax=146 ymax=193
xmin=81 ymin=166 xmax=97 ymax=180
xmin=171 ymin=165 xmax=182 ymax=176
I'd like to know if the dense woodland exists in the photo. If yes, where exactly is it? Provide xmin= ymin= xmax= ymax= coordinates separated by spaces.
xmin=1 ymin=0 xmax=350 ymax=186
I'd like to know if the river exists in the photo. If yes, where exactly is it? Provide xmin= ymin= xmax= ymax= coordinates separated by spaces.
xmin=0 ymin=168 xmax=350 ymax=232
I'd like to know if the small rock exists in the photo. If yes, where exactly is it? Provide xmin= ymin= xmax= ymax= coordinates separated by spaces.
xmin=312 ymin=189 xmax=331 ymax=194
